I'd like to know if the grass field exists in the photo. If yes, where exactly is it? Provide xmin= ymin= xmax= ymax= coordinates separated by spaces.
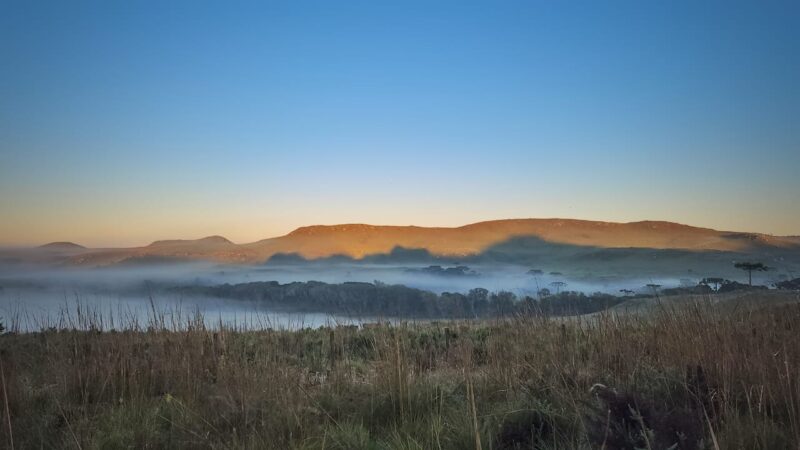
xmin=2 ymin=293 xmax=800 ymax=449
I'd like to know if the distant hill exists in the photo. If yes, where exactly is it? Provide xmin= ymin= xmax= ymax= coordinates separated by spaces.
xmin=67 ymin=235 xmax=239 ymax=266
xmin=38 ymin=242 xmax=86 ymax=250
xmin=41 ymin=218 xmax=799 ymax=268
xmin=0 ymin=220 xmax=795 ymax=273
xmin=147 ymin=235 xmax=234 ymax=248
xmin=247 ymin=219 xmax=796 ymax=259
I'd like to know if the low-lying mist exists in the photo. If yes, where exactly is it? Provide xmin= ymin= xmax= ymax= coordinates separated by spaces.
xmin=0 ymin=259 xmax=711 ymax=294
xmin=0 ymin=260 xmax=776 ymax=332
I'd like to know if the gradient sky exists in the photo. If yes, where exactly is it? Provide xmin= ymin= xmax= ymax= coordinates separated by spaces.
xmin=1 ymin=0 xmax=799 ymax=247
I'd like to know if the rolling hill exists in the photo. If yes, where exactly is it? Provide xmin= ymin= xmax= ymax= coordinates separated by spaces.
xmin=38 ymin=242 xmax=86 ymax=251
xmin=9 ymin=218 xmax=795 ymax=268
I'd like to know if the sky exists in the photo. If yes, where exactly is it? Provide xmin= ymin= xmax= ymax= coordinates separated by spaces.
xmin=1 ymin=0 xmax=799 ymax=247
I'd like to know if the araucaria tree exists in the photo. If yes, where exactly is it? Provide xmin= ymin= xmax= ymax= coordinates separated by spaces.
xmin=550 ymin=281 xmax=567 ymax=294
xmin=734 ymin=262 xmax=769 ymax=286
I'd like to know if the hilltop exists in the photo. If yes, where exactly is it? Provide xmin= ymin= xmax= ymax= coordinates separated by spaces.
xmin=147 ymin=235 xmax=234 ymax=248
xmin=38 ymin=242 xmax=86 ymax=251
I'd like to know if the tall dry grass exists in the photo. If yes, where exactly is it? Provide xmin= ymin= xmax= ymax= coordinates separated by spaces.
xmin=1 ymin=294 xmax=799 ymax=449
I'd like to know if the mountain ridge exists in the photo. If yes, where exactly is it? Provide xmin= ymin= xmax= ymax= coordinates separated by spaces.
xmin=32 ymin=218 xmax=796 ymax=267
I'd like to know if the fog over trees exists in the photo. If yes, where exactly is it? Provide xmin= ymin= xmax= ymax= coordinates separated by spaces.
xmin=174 ymin=280 xmax=627 ymax=319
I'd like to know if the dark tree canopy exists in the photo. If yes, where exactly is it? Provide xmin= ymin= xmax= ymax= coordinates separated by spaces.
xmin=734 ymin=262 xmax=769 ymax=286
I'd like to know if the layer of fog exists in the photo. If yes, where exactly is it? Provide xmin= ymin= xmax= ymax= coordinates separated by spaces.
xmin=0 ymin=260 xmax=769 ymax=332
xmin=0 ymin=287 xmax=396 ymax=333
xmin=0 ymin=261 xmax=714 ymax=294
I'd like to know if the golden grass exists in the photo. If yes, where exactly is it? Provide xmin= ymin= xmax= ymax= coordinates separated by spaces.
xmin=1 ymin=294 xmax=800 ymax=449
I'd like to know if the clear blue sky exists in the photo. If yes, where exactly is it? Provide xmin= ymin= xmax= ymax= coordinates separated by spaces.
xmin=1 ymin=0 xmax=799 ymax=246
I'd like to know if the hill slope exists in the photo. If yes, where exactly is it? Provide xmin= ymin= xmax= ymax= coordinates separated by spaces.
xmin=246 ymin=219 xmax=793 ymax=259
xmin=43 ymin=218 xmax=799 ymax=267
xmin=38 ymin=242 xmax=86 ymax=251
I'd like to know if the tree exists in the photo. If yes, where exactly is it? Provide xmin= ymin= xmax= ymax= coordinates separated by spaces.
xmin=734 ymin=262 xmax=769 ymax=286
xmin=490 ymin=291 xmax=516 ymax=316
xmin=550 ymin=281 xmax=567 ymax=294
xmin=467 ymin=288 xmax=490 ymax=316
xmin=467 ymin=287 xmax=489 ymax=302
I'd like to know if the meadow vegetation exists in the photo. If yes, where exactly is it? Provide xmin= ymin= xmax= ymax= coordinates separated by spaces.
xmin=1 ymin=293 xmax=800 ymax=449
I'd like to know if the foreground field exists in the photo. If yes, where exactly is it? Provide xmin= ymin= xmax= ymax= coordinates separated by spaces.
xmin=2 ymin=294 xmax=800 ymax=449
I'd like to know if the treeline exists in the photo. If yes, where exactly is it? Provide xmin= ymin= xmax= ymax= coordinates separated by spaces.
xmin=658 ymin=278 xmax=772 ymax=296
xmin=776 ymin=278 xmax=800 ymax=290
xmin=173 ymin=281 xmax=626 ymax=319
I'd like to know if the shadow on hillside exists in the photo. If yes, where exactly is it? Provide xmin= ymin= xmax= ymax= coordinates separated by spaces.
xmin=265 ymin=235 xmax=800 ymax=278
